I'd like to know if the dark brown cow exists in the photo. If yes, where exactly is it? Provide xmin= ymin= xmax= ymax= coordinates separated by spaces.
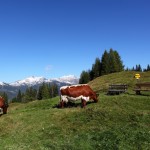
xmin=60 ymin=84 xmax=98 ymax=108
xmin=0 ymin=96 xmax=8 ymax=115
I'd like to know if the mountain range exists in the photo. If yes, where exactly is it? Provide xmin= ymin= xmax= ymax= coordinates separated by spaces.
xmin=0 ymin=75 xmax=79 ymax=100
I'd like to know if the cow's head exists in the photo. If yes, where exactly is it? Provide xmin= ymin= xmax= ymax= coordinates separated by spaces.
xmin=91 ymin=92 xmax=98 ymax=103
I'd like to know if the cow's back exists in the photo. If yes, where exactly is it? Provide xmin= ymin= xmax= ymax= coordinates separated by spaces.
xmin=61 ymin=84 xmax=88 ymax=96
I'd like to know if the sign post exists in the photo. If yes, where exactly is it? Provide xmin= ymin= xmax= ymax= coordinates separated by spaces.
xmin=134 ymin=73 xmax=140 ymax=82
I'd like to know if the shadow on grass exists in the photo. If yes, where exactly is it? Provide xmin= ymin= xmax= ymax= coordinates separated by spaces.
xmin=53 ymin=101 xmax=95 ymax=109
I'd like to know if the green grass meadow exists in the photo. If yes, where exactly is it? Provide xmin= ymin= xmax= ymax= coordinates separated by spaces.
xmin=0 ymin=71 xmax=150 ymax=150
xmin=0 ymin=94 xmax=150 ymax=150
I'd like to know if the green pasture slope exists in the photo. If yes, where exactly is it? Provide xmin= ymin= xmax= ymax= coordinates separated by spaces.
xmin=89 ymin=71 xmax=150 ymax=93
xmin=0 ymin=71 xmax=150 ymax=150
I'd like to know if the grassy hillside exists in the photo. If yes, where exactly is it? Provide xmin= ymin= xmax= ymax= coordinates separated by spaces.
xmin=89 ymin=71 xmax=150 ymax=93
xmin=0 ymin=71 xmax=150 ymax=150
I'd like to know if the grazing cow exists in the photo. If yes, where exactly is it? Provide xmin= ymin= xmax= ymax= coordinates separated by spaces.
xmin=0 ymin=96 xmax=8 ymax=115
xmin=60 ymin=84 xmax=98 ymax=108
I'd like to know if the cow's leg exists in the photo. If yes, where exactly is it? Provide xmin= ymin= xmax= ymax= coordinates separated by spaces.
xmin=3 ymin=107 xmax=7 ymax=114
xmin=60 ymin=101 xmax=64 ymax=108
xmin=81 ymin=99 xmax=86 ymax=108
xmin=94 ymin=98 xmax=98 ymax=103
xmin=0 ymin=108 xmax=3 ymax=115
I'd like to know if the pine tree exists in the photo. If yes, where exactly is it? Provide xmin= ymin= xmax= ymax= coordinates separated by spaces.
xmin=139 ymin=64 xmax=142 ymax=72
xmin=12 ymin=97 xmax=17 ymax=103
xmin=101 ymin=49 xmax=124 ymax=74
xmin=41 ymin=83 xmax=50 ymax=99
xmin=24 ymin=87 xmax=37 ymax=102
xmin=37 ymin=86 xmax=43 ymax=100
xmin=135 ymin=64 xmax=142 ymax=72
xmin=53 ymin=84 xmax=59 ymax=97
xmin=101 ymin=50 xmax=109 ymax=75
xmin=109 ymin=48 xmax=117 ymax=73
xmin=113 ymin=50 xmax=124 ymax=71
xmin=92 ymin=57 xmax=101 ymax=78
xmin=24 ymin=88 xmax=30 ymax=102
xmin=49 ymin=83 xmax=58 ymax=98
xmin=125 ymin=67 xmax=129 ymax=71
xmin=79 ymin=70 xmax=90 ymax=84
xmin=16 ymin=89 xmax=22 ymax=102
xmin=147 ymin=64 xmax=150 ymax=71
xmin=132 ymin=66 xmax=135 ymax=71
xmin=88 ymin=69 xmax=94 ymax=81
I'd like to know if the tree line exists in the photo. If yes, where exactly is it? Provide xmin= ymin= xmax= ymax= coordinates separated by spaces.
xmin=125 ymin=64 xmax=150 ymax=72
xmin=12 ymin=83 xmax=59 ymax=103
xmin=79 ymin=48 xmax=124 ymax=84
xmin=79 ymin=48 xmax=150 ymax=84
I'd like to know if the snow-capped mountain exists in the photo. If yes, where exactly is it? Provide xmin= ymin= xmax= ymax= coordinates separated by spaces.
xmin=51 ymin=75 xmax=79 ymax=85
xmin=10 ymin=76 xmax=48 ymax=86
xmin=9 ymin=75 xmax=79 ymax=86
xmin=0 ymin=81 xmax=9 ymax=86
xmin=0 ymin=75 xmax=79 ymax=100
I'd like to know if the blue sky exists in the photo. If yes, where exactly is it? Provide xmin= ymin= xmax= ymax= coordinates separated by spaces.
xmin=0 ymin=0 xmax=150 ymax=83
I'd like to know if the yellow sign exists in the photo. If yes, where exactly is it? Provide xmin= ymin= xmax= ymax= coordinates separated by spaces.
xmin=134 ymin=73 xmax=140 ymax=79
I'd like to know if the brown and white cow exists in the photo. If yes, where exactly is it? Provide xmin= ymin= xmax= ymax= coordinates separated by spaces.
xmin=60 ymin=84 xmax=98 ymax=108
xmin=0 ymin=96 xmax=8 ymax=115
